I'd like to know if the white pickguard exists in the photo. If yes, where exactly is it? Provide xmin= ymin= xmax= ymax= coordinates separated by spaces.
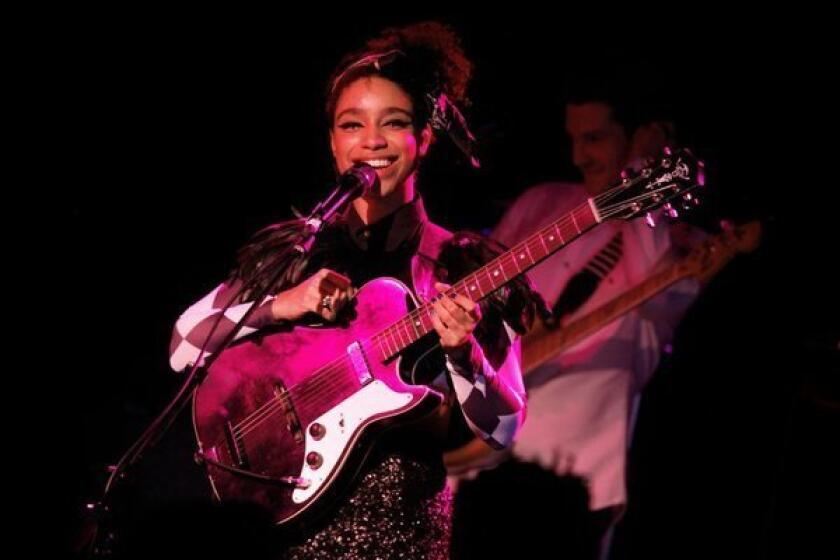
xmin=292 ymin=379 xmax=413 ymax=504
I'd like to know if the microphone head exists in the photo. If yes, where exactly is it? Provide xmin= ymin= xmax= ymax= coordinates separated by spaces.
xmin=342 ymin=163 xmax=380 ymax=196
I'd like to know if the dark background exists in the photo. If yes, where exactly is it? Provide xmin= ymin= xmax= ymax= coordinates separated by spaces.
xmin=36 ymin=11 xmax=835 ymax=559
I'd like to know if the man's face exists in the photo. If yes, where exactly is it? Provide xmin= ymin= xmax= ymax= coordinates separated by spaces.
xmin=565 ymin=102 xmax=630 ymax=196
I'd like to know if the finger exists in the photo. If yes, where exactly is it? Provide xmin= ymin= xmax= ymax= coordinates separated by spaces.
xmin=316 ymin=288 xmax=339 ymax=321
xmin=432 ymin=308 xmax=468 ymax=348
xmin=320 ymin=279 xmax=355 ymax=299
xmin=449 ymin=293 xmax=478 ymax=315
xmin=331 ymin=285 xmax=342 ymax=304
xmin=306 ymin=289 xmax=324 ymax=314
xmin=438 ymin=295 xmax=470 ymax=324
xmin=434 ymin=281 xmax=452 ymax=295
xmin=320 ymin=269 xmax=352 ymax=290
xmin=429 ymin=305 xmax=451 ymax=341
xmin=319 ymin=303 xmax=337 ymax=322
xmin=452 ymin=294 xmax=481 ymax=321
xmin=433 ymin=300 xmax=456 ymax=329
xmin=435 ymin=282 xmax=477 ymax=318
xmin=335 ymin=288 xmax=349 ymax=311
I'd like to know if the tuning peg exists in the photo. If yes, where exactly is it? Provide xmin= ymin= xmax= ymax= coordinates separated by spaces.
xmin=635 ymin=161 xmax=651 ymax=177
xmin=645 ymin=212 xmax=656 ymax=228
xmin=664 ymin=203 xmax=679 ymax=219
xmin=620 ymin=168 xmax=638 ymax=183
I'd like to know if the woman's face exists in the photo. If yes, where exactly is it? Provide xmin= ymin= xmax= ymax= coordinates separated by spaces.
xmin=330 ymin=76 xmax=432 ymax=201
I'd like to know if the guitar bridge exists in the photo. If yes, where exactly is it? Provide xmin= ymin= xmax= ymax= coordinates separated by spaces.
xmin=223 ymin=420 xmax=249 ymax=468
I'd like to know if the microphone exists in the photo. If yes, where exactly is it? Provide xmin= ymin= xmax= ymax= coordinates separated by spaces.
xmin=307 ymin=164 xmax=380 ymax=227
xmin=339 ymin=163 xmax=380 ymax=198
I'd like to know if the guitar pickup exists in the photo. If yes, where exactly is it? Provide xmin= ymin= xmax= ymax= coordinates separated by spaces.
xmin=274 ymin=383 xmax=304 ymax=444
xmin=347 ymin=341 xmax=373 ymax=385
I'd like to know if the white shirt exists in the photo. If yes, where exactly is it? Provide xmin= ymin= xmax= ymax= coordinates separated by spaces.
xmin=493 ymin=181 xmax=701 ymax=510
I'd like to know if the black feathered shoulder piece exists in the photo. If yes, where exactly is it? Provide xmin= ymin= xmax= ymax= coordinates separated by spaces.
xmin=228 ymin=216 xmax=349 ymax=301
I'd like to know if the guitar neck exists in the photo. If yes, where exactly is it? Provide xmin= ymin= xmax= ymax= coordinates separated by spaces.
xmin=522 ymin=259 xmax=688 ymax=374
xmin=371 ymin=200 xmax=602 ymax=360
xmin=521 ymin=220 xmax=760 ymax=373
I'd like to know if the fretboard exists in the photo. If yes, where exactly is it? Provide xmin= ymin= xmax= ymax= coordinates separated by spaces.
xmin=371 ymin=200 xmax=601 ymax=361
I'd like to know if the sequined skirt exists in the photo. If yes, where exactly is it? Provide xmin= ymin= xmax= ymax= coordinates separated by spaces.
xmin=278 ymin=453 xmax=453 ymax=559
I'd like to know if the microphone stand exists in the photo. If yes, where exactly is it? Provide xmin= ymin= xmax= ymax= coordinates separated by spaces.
xmin=79 ymin=176 xmax=370 ymax=558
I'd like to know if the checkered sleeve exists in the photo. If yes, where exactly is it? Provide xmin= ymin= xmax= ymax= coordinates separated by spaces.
xmin=445 ymin=323 xmax=526 ymax=450
xmin=168 ymin=279 xmax=277 ymax=372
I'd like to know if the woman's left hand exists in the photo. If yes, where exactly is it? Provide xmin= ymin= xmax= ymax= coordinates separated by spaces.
xmin=430 ymin=282 xmax=482 ymax=352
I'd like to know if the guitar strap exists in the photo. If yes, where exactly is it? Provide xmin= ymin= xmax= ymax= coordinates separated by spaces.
xmin=548 ymin=231 xmax=624 ymax=324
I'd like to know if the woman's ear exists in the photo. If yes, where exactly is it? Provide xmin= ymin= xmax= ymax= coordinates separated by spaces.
xmin=418 ymin=124 xmax=434 ymax=158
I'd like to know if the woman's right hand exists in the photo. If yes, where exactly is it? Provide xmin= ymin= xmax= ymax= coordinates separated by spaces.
xmin=271 ymin=268 xmax=357 ymax=323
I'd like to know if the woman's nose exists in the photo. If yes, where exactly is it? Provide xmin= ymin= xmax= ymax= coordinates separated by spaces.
xmin=362 ymin=127 xmax=387 ymax=150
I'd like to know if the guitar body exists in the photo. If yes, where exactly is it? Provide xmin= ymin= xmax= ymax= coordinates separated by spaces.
xmin=192 ymin=277 xmax=443 ymax=526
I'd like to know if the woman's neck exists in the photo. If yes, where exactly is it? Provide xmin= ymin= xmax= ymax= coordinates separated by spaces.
xmin=352 ymin=177 xmax=416 ymax=225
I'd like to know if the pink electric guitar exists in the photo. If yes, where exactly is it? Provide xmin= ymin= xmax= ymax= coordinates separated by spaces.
xmin=192 ymin=148 xmax=704 ymax=525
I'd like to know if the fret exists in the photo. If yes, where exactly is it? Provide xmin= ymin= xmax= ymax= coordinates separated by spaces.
xmin=505 ymin=253 xmax=519 ymax=276
xmin=576 ymin=206 xmax=596 ymax=230
xmin=541 ymin=225 xmax=559 ymax=250
xmin=494 ymin=259 xmax=509 ymax=282
xmin=401 ymin=321 xmax=413 ymax=346
xmin=383 ymin=333 xmax=394 ymax=357
xmin=483 ymin=265 xmax=497 ymax=292
xmin=486 ymin=264 xmax=501 ymax=291
xmin=508 ymin=250 xmax=523 ymax=274
xmin=465 ymin=273 xmax=482 ymax=298
xmin=419 ymin=306 xmax=435 ymax=333
xmin=392 ymin=327 xmax=404 ymax=351
xmin=533 ymin=233 xmax=549 ymax=259
xmin=558 ymin=219 xmax=577 ymax=244
xmin=387 ymin=326 xmax=399 ymax=350
xmin=518 ymin=243 xmax=534 ymax=269
xmin=407 ymin=315 xmax=421 ymax=340
xmin=552 ymin=222 xmax=565 ymax=246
